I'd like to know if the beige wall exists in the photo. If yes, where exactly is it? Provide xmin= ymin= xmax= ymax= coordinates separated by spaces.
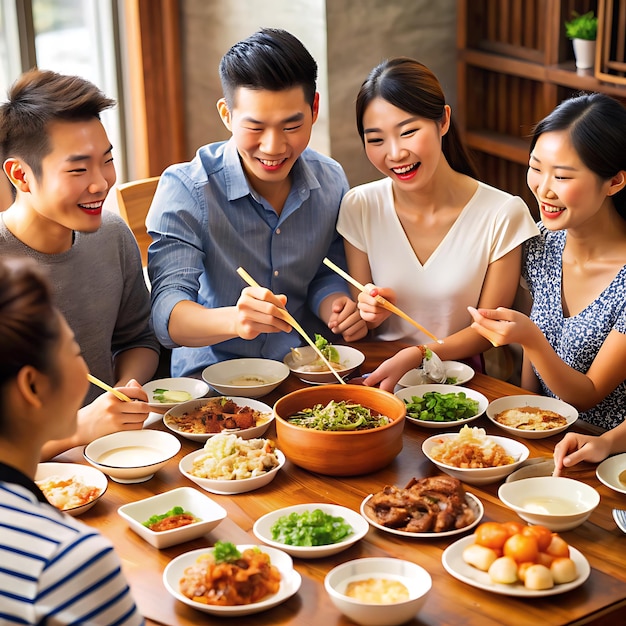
xmin=179 ymin=0 xmax=457 ymax=186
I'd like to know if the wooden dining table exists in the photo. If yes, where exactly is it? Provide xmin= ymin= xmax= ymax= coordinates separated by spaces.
xmin=55 ymin=341 xmax=626 ymax=626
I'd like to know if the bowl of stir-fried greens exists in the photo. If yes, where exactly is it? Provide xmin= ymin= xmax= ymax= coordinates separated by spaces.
xmin=283 ymin=335 xmax=365 ymax=384
xmin=273 ymin=384 xmax=406 ymax=476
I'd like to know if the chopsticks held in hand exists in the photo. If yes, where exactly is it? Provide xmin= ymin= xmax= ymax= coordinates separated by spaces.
xmin=236 ymin=267 xmax=346 ymax=384
xmin=87 ymin=373 xmax=133 ymax=402
xmin=322 ymin=257 xmax=442 ymax=344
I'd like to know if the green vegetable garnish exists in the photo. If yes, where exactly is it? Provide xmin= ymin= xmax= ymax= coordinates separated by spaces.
xmin=403 ymin=391 xmax=479 ymax=422
xmin=288 ymin=400 xmax=390 ymax=431
xmin=142 ymin=506 xmax=192 ymax=527
xmin=213 ymin=541 xmax=242 ymax=563
xmin=314 ymin=333 xmax=340 ymax=364
xmin=270 ymin=509 xmax=353 ymax=546
xmin=152 ymin=388 xmax=193 ymax=403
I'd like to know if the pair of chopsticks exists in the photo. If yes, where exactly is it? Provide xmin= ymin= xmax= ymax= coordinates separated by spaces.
xmin=323 ymin=257 xmax=442 ymax=344
xmin=236 ymin=267 xmax=346 ymax=384
xmin=87 ymin=373 xmax=132 ymax=402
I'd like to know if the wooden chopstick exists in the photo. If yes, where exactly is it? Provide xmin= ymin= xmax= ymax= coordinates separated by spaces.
xmin=236 ymin=267 xmax=347 ymax=384
xmin=87 ymin=373 xmax=133 ymax=402
xmin=323 ymin=257 xmax=442 ymax=343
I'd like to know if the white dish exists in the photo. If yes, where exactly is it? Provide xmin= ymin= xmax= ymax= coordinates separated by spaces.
xmin=397 ymin=361 xmax=475 ymax=387
xmin=179 ymin=447 xmax=285 ymax=495
xmin=163 ymin=545 xmax=301 ymax=616
xmin=35 ymin=462 xmax=108 ymax=516
xmin=360 ymin=492 xmax=483 ymax=538
xmin=142 ymin=377 xmax=210 ymax=411
xmin=163 ymin=396 xmax=274 ymax=442
xmin=485 ymin=395 xmax=578 ymax=439
xmin=422 ymin=431 xmax=529 ymax=485
xmin=395 ymin=384 xmax=488 ymax=428
xmin=201 ymin=358 xmax=289 ymax=398
xmin=283 ymin=345 xmax=365 ymax=384
xmin=117 ymin=486 xmax=227 ymax=549
xmin=442 ymin=534 xmax=590 ymax=597
xmin=253 ymin=503 xmax=369 ymax=558
xmin=596 ymin=453 xmax=626 ymax=494
xmin=84 ymin=430 xmax=181 ymax=483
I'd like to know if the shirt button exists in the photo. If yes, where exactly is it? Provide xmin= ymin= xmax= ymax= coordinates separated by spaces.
xmin=275 ymin=228 xmax=281 ymax=235
xmin=274 ymin=270 xmax=279 ymax=277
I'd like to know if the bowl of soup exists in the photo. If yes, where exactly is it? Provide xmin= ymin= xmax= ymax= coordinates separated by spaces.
xmin=201 ymin=358 xmax=289 ymax=398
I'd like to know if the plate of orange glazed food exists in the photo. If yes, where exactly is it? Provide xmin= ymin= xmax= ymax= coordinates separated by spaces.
xmin=163 ymin=542 xmax=301 ymax=616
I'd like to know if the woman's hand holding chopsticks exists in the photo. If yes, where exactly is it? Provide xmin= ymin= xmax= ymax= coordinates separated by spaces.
xmin=356 ymin=284 xmax=397 ymax=328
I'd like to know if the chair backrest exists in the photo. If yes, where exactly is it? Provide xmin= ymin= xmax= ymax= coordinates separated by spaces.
xmin=115 ymin=176 xmax=160 ymax=266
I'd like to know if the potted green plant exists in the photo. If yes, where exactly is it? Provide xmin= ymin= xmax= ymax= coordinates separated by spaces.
xmin=564 ymin=10 xmax=598 ymax=69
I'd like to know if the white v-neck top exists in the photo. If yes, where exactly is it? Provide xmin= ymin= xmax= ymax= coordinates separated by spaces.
xmin=337 ymin=178 xmax=539 ymax=343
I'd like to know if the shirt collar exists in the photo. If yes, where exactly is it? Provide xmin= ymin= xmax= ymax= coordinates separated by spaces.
xmin=0 ymin=461 xmax=49 ymax=504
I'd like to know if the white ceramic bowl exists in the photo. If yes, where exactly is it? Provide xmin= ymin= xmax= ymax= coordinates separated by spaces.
xmin=498 ymin=476 xmax=600 ymax=531
xmin=117 ymin=486 xmax=227 ymax=549
xmin=397 ymin=361 xmax=475 ymax=387
xmin=35 ymin=462 xmax=107 ymax=516
xmin=201 ymin=358 xmax=289 ymax=398
xmin=324 ymin=557 xmax=432 ymax=626
xmin=163 ymin=396 xmax=274 ymax=442
xmin=142 ymin=377 xmax=210 ymax=412
xmin=422 ymin=431 xmax=529 ymax=485
xmin=486 ymin=395 xmax=578 ymax=439
xmin=596 ymin=452 xmax=626 ymax=495
xmin=395 ymin=384 xmax=488 ymax=428
xmin=179 ymin=446 xmax=285 ymax=495
xmin=253 ymin=503 xmax=369 ymax=558
xmin=84 ymin=430 xmax=181 ymax=483
xmin=163 ymin=545 xmax=301 ymax=616
xmin=283 ymin=345 xmax=365 ymax=384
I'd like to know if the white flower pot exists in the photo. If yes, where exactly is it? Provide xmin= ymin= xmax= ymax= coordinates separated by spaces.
xmin=572 ymin=38 xmax=596 ymax=69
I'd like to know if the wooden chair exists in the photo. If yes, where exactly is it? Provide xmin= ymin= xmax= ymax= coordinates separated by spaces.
xmin=115 ymin=176 xmax=160 ymax=266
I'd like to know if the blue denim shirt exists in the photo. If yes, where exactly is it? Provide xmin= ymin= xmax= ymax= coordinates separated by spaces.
xmin=147 ymin=139 xmax=351 ymax=377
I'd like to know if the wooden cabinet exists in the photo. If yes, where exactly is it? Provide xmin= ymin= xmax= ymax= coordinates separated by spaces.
xmin=457 ymin=0 xmax=626 ymax=215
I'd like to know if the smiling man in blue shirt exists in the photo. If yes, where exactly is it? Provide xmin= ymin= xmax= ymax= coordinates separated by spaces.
xmin=147 ymin=28 xmax=367 ymax=377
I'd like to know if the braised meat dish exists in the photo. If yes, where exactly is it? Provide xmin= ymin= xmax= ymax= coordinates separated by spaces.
xmin=365 ymin=475 xmax=476 ymax=533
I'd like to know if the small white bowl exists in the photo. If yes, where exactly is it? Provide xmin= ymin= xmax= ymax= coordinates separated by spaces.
xmin=84 ymin=430 xmax=181 ymax=483
xmin=163 ymin=545 xmax=301 ymax=616
xmin=486 ymin=395 xmax=578 ymax=439
xmin=117 ymin=486 xmax=227 ymax=549
xmin=283 ymin=345 xmax=365 ymax=384
xmin=498 ymin=476 xmax=600 ymax=531
xmin=253 ymin=503 xmax=369 ymax=558
xmin=201 ymin=358 xmax=289 ymax=398
xmin=179 ymin=446 xmax=285 ymax=495
xmin=395 ymin=384 xmax=488 ymax=428
xmin=163 ymin=396 xmax=274 ymax=442
xmin=142 ymin=377 xmax=210 ymax=412
xmin=35 ymin=462 xmax=107 ymax=516
xmin=325 ymin=557 xmax=432 ymax=626
xmin=397 ymin=361 xmax=475 ymax=387
xmin=422 ymin=431 xmax=529 ymax=485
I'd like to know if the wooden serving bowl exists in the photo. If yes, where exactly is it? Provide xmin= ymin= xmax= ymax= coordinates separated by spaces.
xmin=273 ymin=384 xmax=406 ymax=476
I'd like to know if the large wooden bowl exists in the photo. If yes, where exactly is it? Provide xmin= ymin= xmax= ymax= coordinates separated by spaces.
xmin=273 ymin=385 xmax=406 ymax=476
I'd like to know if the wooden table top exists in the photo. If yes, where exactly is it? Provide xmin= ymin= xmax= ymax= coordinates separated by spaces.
xmin=55 ymin=341 xmax=626 ymax=626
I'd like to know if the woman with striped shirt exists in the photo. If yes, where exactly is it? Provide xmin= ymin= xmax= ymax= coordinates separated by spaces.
xmin=0 ymin=256 xmax=143 ymax=625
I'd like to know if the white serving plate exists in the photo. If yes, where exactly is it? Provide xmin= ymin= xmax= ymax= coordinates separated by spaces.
xmin=395 ymin=384 xmax=488 ymax=428
xmin=143 ymin=377 xmax=210 ymax=411
xmin=163 ymin=545 xmax=301 ymax=616
xmin=485 ymin=395 xmax=578 ymax=439
xmin=360 ymin=492 xmax=483 ymax=538
xmin=596 ymin=453 xmax=626 ymax=495
xmin=117 ymin=486 xmax=227 ymax=549
xmin=397 ymin=361 xmax=475 ymax=387
xmin=442 ymin=535 xmax=590 ymax=597
xmin=253 ymin=503 xmax=369 ymax=558
xmin=35 ymin=462 xmax=108 ymax=516
xmin=163 ymin=396 xmax=274 ymax=442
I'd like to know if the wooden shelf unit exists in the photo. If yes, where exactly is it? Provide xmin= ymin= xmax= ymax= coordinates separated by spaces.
xmin=457 ymin=0 xmax=626 ymax=215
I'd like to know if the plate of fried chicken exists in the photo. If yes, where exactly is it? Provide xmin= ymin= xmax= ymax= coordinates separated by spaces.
xmin=360 ymin=475 xmax=483 ymax=538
